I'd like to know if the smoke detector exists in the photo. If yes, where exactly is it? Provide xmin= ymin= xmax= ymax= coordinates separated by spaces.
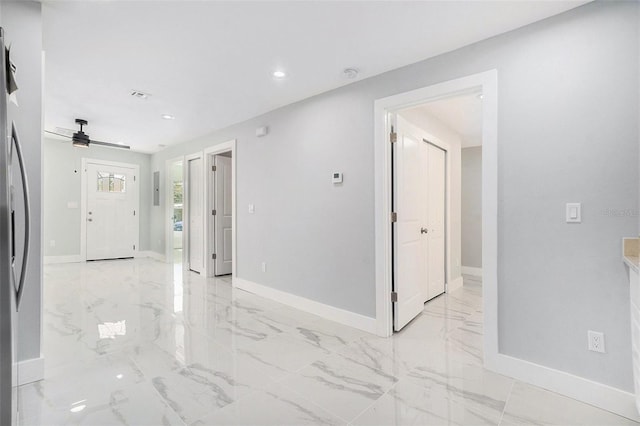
xmin=343 ymin=68 xmax=359 ymax=79
xmin=130 ymin=90 xmax=151 ymax=100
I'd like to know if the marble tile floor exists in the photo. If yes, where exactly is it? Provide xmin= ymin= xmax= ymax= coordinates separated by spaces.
xmin=17 ymin=259 xmax=639 ymax=425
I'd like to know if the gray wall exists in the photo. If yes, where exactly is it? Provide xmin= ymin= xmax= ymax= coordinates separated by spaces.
xmin=149 ymin=2 xmax=638 ymax=391
xmin=462 ymin=147 xmax=482 ymax=269
xmin=2 ymin=1 xmax=43 ymax=362
xmin=43 ymin=138 xmax=152 ymax=256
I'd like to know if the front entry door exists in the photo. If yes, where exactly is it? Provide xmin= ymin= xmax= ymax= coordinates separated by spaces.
xmin=86 ymin=163 xmax=138 ymax=260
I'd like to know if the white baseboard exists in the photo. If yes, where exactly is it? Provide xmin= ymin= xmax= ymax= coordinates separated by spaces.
xmin=17 ymin=356 xmax=44 ymax=386
xmin=233 ymin=277 xmax=378 ymax=335
xmin=43 ymin=255 xmax=83 ymax=265
xmin=485 ymin=352 xmax=640 ymax=422
xmin=461 ymin=266 xmax=483 ymax=277
xmin=448 ymin=276 xmax=464 ymax=293
xmin=136 ymin=251 xmax=166 ymax=262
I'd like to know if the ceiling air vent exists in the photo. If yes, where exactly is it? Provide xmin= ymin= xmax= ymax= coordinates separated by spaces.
xmin=130 ymin=90 xmax=151 ymax=100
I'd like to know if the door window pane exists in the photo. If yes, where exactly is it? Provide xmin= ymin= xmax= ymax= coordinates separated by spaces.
xmin=97 ymin=172 xmax=126 ymax=193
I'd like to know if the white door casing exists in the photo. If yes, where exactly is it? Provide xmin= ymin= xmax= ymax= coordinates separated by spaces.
xmin=393 ymin=115 xmax=428 ymax=331
xmin=187 ymin=154 xmax=204 ymax=273
xmin=426 ymin=142 xmax=446 ymax=301
xmin=214 ymin=155 xmax=232 ymax=276
xmin=83 ymin=160 xmax=139 ymax=261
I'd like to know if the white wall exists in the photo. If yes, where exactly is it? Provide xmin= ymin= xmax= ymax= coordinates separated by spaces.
xmin=149 ymin=2 xmax=638 ymax=391
xmin=43 ymin=137 xmax=152 ymax=257
xmin=2 ymin=1 xmax=43 ymax=364
xmin=462 ymin=147 xmax=482 ymax=269
xmin=398 ymin=107 xmax=463 ymax=282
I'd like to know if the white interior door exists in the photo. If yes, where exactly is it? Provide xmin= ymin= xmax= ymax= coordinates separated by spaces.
xmin=188 ymin=156 xmax=204 ymax=273
xmin=393 ymin=115 xmax=429 ymax=331
xmin=426 ymin=143 xmax=446 ymax=301
xmin=86 ymin=163 xmax=137 ymax=260
xmin=214 ymin=155 xmax=232 ymax=276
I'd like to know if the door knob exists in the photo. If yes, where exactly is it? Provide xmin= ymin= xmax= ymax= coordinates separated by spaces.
xmin=420 ymin=227 xmax=428 ymax=234
xmin=87 ymin=218 xmax=93 ymax=222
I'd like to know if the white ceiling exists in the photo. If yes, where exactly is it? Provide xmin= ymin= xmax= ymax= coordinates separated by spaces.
xmin=42 ymin=1 xmax=588 ymax=153
xmin=415 ymin=92 xmax=484 ymax=148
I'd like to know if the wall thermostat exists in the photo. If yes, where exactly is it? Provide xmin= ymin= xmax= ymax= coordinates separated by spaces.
xmin=332 ymin=172 xmax=343 ymax=184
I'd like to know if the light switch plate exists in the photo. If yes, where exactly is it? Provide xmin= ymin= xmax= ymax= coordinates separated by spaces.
xmin=566 ymin=203 xmax=581 ymax=223
xmin=248 ymin=204 xmax=255 ymax=214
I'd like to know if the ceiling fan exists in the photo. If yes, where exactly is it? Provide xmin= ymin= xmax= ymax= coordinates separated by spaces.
xmin=45 ymin=119 xmax=130 ymax=150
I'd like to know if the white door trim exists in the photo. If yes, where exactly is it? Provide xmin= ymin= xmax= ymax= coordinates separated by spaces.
xmin=373 ymin=70 xmax=498 ymax=358
xmin=165 ymin=155 xmax=185 ymax=263
xmin=184 ymin=151 xmax=204 ymax=273
xmin=204 ymin=140 xmax=237 ymax=280
xmin=80 ymin=158 xmax=140 ymax=262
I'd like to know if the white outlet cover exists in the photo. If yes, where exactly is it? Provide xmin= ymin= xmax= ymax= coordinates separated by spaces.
xmin=588 ymin=330 xmax=605 ymax=353
xmin=248 ymin=204 xmax=255 ymax=214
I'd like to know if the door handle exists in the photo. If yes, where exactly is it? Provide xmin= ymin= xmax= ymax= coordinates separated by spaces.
xmin=11 ymin=122 xmax=30 ymax=310
xmin=421 ymin=227 xmax=428 ymax=234
xmin=87 ymin=218 xmax=93 ymax=222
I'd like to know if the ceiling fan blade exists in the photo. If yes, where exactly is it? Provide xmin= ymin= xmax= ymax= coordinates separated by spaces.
xmin=90 ymin=140 xmax=131 ymax=150
xmin=44 ymin=130 xmax=72 ymax=139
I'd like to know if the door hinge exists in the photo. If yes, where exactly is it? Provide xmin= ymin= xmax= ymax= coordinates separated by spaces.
xmin=133 ymin=210 xmax=136 ymax=216
xmin=133 ymin=244 xmax=136 ymax=250
xmin=134 ymin=175 xmax=136 ymax=182
xmin=212 ymin=209 xmax=216 ymax=216
xmin=212 ymin=166 xmax=217 ymax=172
xmin=390 ymin=212 xmax=397 ymax=223
xmin=212 ymin=253 xmax=217 ymax=260
xmin=391 ymin=292 xmax=398 ymax=302
xmin=390 ymin=132 xmax=397 ymax=144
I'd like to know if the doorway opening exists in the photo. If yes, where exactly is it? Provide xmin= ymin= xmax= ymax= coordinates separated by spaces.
xmin=165 ymin=157 xmax=184 ymax=265
xmin=80 ymin=159 xmax=140 ymax=261
xmin=373 ymin=70 xmax=498 ymax=367
xmin=185 ymin=152 xmax=204 ymax=274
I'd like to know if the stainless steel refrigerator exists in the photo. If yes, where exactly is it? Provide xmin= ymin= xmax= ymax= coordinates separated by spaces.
xmin=0 ymin=26 xmax=31 ymax=426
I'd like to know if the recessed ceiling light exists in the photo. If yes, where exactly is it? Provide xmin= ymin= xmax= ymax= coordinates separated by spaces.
xmin=272 ymin=70 xmax=286 ymax=79
xmin=161 ymin=114 xmax=175 ymax=120
xmin=343 ymin=68 xmax=359 ymax=79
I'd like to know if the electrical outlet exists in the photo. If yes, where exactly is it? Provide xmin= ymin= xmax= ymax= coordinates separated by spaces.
xmin=261 ymin=262 xmax=267 ymax=273
xmin=588 ymin=330 xmax=605 ymax=353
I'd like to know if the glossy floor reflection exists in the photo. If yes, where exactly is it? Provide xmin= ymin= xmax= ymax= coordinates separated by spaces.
xmin=19 ymin=259 xmax=638 ymax=425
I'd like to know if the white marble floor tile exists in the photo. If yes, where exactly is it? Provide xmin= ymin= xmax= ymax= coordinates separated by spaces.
xmin=352 ymin=378 xmax=500 ymax=426
xmin=20 ymin=381 xmax=185 ymax=426
xmin=500 ymin=381 xmax=638 ymax=426
xmin=28 ymin=259 xmax=639 ymax=426
xmin=192 ymin=383 xmax=345 ymax=426
xmin=280 ymin=350 xmax=400 ymax=422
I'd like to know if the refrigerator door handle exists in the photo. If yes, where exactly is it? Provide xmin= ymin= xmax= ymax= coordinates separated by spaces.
xmin=11 ymin=121 xmax=30 ymax=310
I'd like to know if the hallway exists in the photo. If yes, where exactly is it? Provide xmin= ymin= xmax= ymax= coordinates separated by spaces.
xmin=18 ymin=260 xmax=637 ymax=425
